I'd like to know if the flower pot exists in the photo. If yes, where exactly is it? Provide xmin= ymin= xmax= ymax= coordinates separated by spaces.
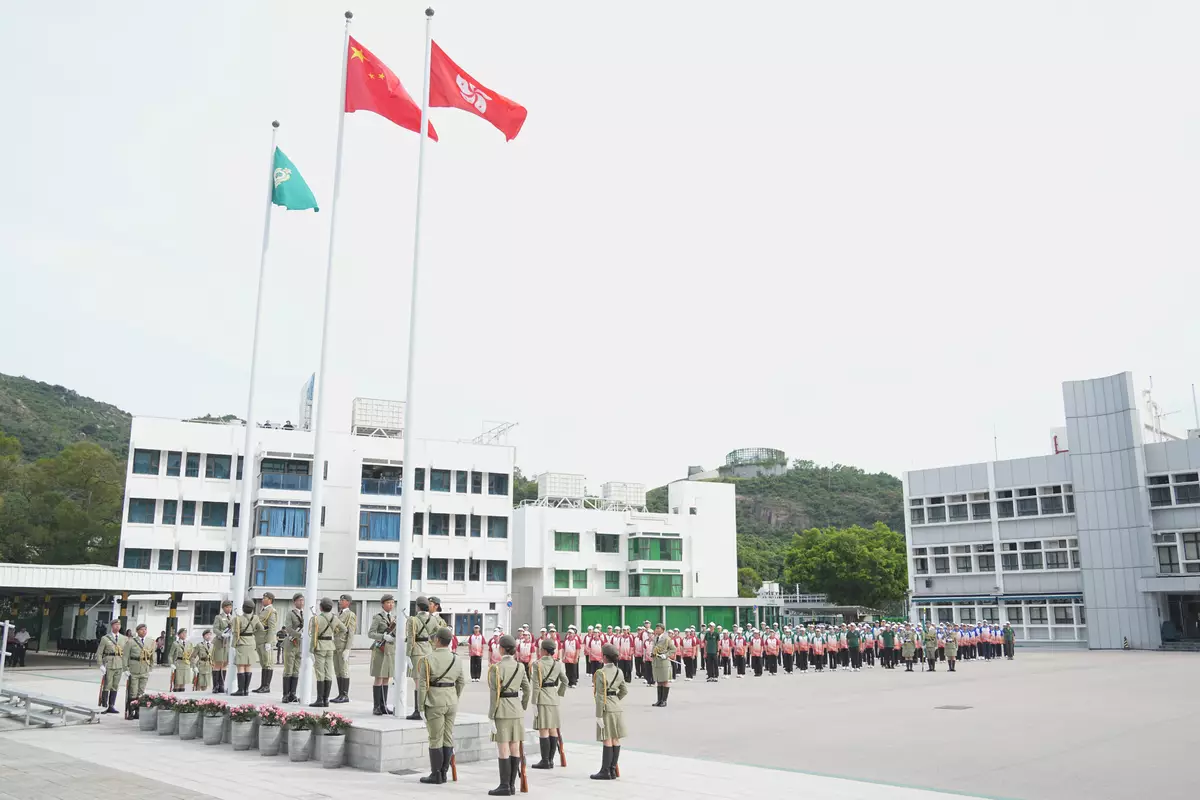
xmin=259 ymin=724 xmax=282 ymax=756
xmin=288 ymin=728 xmax=312 ymax=762
xmin=231 ymin=720 xmax=255 ymax=751
xmin=203 ymin=715 xmax=224 ymax=745
xmin=221 ymin=715 xmax=231 ymax=744
xmin=138 ymin=707 xmax=157 ymax=732
xmin=178 ymin=712 xmax=200 ymax=740
xmin=157 ymin=710 xmax=178 ymax=736
xmin=321 ymin=732 xmax=345 ymax=769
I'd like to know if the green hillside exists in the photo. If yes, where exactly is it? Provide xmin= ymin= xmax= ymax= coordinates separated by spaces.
xmin=0 ymin=374 xmax=132 ymax=462
xmin=648 ymin=460 xmax=905 ymax=584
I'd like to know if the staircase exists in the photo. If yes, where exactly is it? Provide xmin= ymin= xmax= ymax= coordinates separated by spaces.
xmin=1160 ymin=641 xmax=1200 ymax=652
xmin=0 ymin=689 xmax=100 ymax=728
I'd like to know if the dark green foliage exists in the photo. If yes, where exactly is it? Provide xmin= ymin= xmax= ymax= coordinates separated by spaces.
xmin=0 ymin=374 xmax=131 ymax=462
xmin=783 ymin=523 xmax=909 ymax=607
xmin=737 ymin=566 xmax=762 ymax=598
xmin=512 ymin=467 xmax=539 ymax=506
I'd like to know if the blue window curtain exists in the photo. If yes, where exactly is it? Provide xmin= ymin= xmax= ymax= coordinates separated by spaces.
xmin=358 ymin=559 xmax=399 ymax=588
xmin=257 ymin=506 xmax=310 ymax=537
xmin=359 ymin=510 xmax=400 ymax=541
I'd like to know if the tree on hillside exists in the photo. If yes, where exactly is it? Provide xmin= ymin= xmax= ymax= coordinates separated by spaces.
xmin=737 ymin=566 xmax=762 ymax=598
xmin=782 ymin=522 xmax=908 ymax=608
xmin=512 ymin=467 xmax=538 ymax=506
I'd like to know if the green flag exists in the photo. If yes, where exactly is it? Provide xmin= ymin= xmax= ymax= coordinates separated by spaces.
xmin=272 ymin=148 xmax=319 ymax=211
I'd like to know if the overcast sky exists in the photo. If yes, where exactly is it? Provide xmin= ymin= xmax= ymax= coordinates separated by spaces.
xmin=2 ymin=1 xmax=1199 ymax=489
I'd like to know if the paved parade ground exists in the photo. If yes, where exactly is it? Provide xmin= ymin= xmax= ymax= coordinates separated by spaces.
xmin=0 ymin=649 xmax=1195 ymax=800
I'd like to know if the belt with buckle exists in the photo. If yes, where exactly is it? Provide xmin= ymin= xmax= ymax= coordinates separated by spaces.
xmin=499 ymin=691 xmax=519 ymax=698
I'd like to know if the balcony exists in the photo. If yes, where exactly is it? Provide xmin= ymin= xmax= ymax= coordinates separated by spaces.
xmin=361 ymin=478 xmax=403 ymax=496
xmin=260 ymin=472 xmax=312 ymax=491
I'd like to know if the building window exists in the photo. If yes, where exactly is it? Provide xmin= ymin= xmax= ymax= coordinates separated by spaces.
xmin=428 ymin=513 xmax=450 ymax=536
xmin=471 ymin=472 xmax=482 ymax=494
xmin=959 ymin=607 xmax=976 ymax=623
xmin=955 ymin=556 xmax=972 ymax=573
xmin=185 ymin=453 xmax=200 ymax=477
xmin=427 ymin=558 xmax=449 ymax=581
xmin=414 ymin=468 xmax=426 ymax=491
xmin=232 ymin=503 xmax=240 ymax=528
xmin=413 ymin=512 xmax=424 ymax=537
xmin=605 ymin=570 xmax=620 ymax=590
xmin=1158 ymin=544 xmax=1180 ymax=574
xmin=486 ymin=560 xmax=507 ymax=582
xmin=981 ymin=606 xmax=999 ymax=623
xmin=158 ymin=550 xmax=173 ymax=570
xmin=572 ymin=570 xmax=587 ymax=589
xmin=132 ymin=449 xmax=160 ymax=475
xmin=1053 ymin=606 xmax=1074 ymax=625
xmin=555 ymin=531 xmax=580 ymax=552
xmin=411 ymin=559 xmax=423 ymax=581
xmin=430 ymin=469 xmax=451 ymax=492
xmin=971 ymin=502 xmax=990 ymax=520
xmin=181 ymin=500 xmax=196 ymax=525
xmin=1016 ymin=496 xmax=1038 ymax=517
xmin=488 ymin=473 xmax=509 ymax=496
xmin=1150 ymin=483 xmax=1173 ymax=507
xmin=359 ymin=510 xmax=400 ymax=541
xmin=258 ymin=506 xmax=309 ymax=538
xmin=947 ymin=495 xmax=968 ymax=522
xmin=455 ymin=471 xmax=468 ymax=493
xmin=198 ymin=551 xmax=224 ymax=573
xmin=927 ymin=497 xmax=946 ymax=523
xmin=1006 ymin=605 xmax=1023 ymax=623
xmin=162 ymin=499 xmax=178 ymax=525
xmin=166 ymin=451 xmax=182 ymax=477
xmin=629 ymin=573 xmax=683 ymax=597
xmin=1028 ymin=606 xmax=1049 ymax=625
xmin=487 ymin=517 xmax=508 ymax=539
xmin=977 ymin=554 xmax=996 ymax=572
xmin=1021 ymin=552 xmax=1043 ymax=570
xmin=1045 ymin=550 xmax=1070 ymax=570
xmin=937 ymin=607 xmax=954 ymax=623
xmin=123 ymin=548 xmax=151 ymax=570
xmin=192 ymin=600 xmax=219 ymax=625
xmin=252 ymin=556 xmax=306 ymax=586
xmin=201 ymin=502 xmax=228 ymax=527
xmin=470 ymin=514 xmax=481 ymax=537
xmin=237 ymin=456 xmax=243 ymax=480
xmin=205 ymin=454 xmax=232 ymax=479
xmin=554 ymin=569 xmax=569 ymax=589
xmin=1001 ymin=552 xmax=1018 ymax=571
xmin=177 ymin=551 xmax=192 ymax=571
xmin=914 ymin=557 xmax=929 ymax=575
xmin=455 ymin=514 xmax=467 ymax=537
xmin=996 ymin=490 xmax=1014 ymax=518
xmin=934 ymin=557 xmax=949 ymax=574
xmin=469 ymin=558 xmax=480 ymax=581
xmin=595 ymin=533 xmax=620 ymax=553
xmin=910 ymin=508 xmax=925 ymax=525
xmin=454 ymin=558 xmax=465 ymax=581
xmin=1040 ymin=495 xmax=1064 ymax=515
xmin=127 ymin=498 xmax=156 ymax=524
xmin=628 ymin=538 xmax=682 ymax=561
xmin=228 ymin=552 xmax=236 ymax=575
xmin=1175 ymin=479 xmax=1200 ymax=505
xmin=1183 ymin=532 xmax=1200 ymax=573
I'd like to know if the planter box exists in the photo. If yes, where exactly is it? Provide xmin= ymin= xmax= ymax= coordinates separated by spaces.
xmin=231 ymin=720 xmax=255 ymax=751
xmin=138 ymin=708 xmax=157 ymax=732
xmin=288 ymin=728 xmax=312 ymax=762
xmin=157 ymin=710 xmax=178 ymax=736
xmin=202 ymin=715 xmax=224 ymax=745
xmin=259 ymin=724 xmax=283 ymax=756
xmin=178 ymin=712 xmax=201 ymax=740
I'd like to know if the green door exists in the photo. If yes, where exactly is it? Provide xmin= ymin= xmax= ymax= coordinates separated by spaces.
xmin=581 ymin=606 xmax=621 ymax=631
xmin=703 ymin=606 xmax=735 ymax=631
xmin=739 ymin=606 xmax=757 ymax=628
xmin=665 ymin=606 xmax=699 ymax=631
xmin=544 ymin=606 xmax=560 ymax=631
xmin=560 ymin=606 xmax=576 ymax=630
xmin=623 ymin=605 xmax=662 ymax=628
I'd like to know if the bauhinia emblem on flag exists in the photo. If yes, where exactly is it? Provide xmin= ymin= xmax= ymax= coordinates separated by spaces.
xmin=429 ymin=41 xmax=527 ymax=141
xmin=272 ymin=148 xmax=319 ymax=212
xmin=346 ymin=36 xmax=438 ymax=140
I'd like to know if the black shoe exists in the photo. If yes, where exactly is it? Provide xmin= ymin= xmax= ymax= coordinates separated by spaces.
xmin=441 ymin=747 xmax=453 ymax=782
xmin=252 ymin=669 xmax=272 ymax=693
xmin=591 ymin=746 xmax=614 ymax=780
xmin=420 ymin=748 xmax=445 ymax=784
xmin=331 ymin=677 xmax=349 ymax=703
xmin=489 ymin=758 xmax=512 ymax=796
xmin=531 ymin=737 xmax=552 ymax=769
xmin=372 ymin=685 xmax=383 ymax=716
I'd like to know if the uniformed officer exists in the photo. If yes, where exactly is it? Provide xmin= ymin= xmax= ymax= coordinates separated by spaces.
xmin=487 ymin=634 xmax=531 ymax=796
xmin=331 ymin=593 xmax=356 ymax=704
xmin=96 ymin=619 xmax=124 ymax=714
xmin=945 ymin=626 xmax=959 ymax=672
xmin=922 ymin=625 xmax=939 ymax=671
xmin=590 ymin=642 xmax=628 ymax=781
xmin=368 ymin=594 xmax=399 ymax=715
xmin=193 ymin=629 xmax=214 ymax=690
xmin=281 ymin=592 xmax=305 ymax=703
xmin=530 ymin=638 xmax=567 ymax=770
xmin=253 ymin=591 xmax=279 ymax=693
xmin=1002 ymin=622 xmax=1016 ymax=659
xmin=210 ymin=600 xmax=233 ymax=693
xmin=650 ymin=623 xmax=676 ymax=707
xmin=309 ymin=597 xmax=346 ymax=707
xmin=123 ymin=623 xmax=154 ymax=718
xmin=406 ymin=594 xmax=446 ymax=721
xmin=418 ymin=627 xmax=466 ymax=785
xmin=168 ymin=629 xmax=193 ymax=691
xmin=901 ymin=626 xmax=916 ymax=671
xmin=232 ymin=600 xmax=265 ymax=696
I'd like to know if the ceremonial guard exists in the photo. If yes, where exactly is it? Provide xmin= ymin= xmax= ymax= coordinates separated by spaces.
xmin=332 ymin=593 xmax=356 ymax=703
xmin=232 ymin=600 xmax=265 ymax=696
xmin=369 ymin=594 xmax=399 ymax=716
xmin=309 ymin=597 xmax=346 ymax=707
xmin=922 ymin=625 xmax=939 ymax=671
xmin=901 ymin=627 xmax=916 ymax=671
xmin=96 ymin=619 xmax=124 ymax=714
xmin=945 ymin=626 xmax=959 ymax=672
xmin=168 ymin=629 xmax=192 ymax=691
xmin=419 ymin=627 xmax=465 ymax=785
xmin=530 ymin=638 xmax=567 ymax=770
xmin=210 ymin=600 xmax=233 ymax=693
xmin=281 ymin=592 xmax=305 ymax=704
xmin=123 ymin=623 xmax=154 ymax=717
xmin=253 ymin=592 xmax=279 ymax=694
xmin=468 ymin=624 xmax=486 ymax=683
xmin=487 ymin=634 xmax=531 ymax=797
xmin=590 ymin=642 xmax=627 ymax=781
xmin=407 ymin=595 xmax=446 ymax=721
xmin=193 ymin=629 xmax=214 ymax=690
xmin=650 ymin=623 xmax=676 ymax=707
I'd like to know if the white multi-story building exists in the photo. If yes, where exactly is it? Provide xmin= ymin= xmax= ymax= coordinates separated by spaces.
xmin=117 ymin=396 xmax=515 ymax=641
xmin=510 ymin=473 xmax=747 ymax=633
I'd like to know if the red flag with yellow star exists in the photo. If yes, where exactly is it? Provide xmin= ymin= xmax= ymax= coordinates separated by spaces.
xmin=345 ymin=36 xmax=437 ymax=140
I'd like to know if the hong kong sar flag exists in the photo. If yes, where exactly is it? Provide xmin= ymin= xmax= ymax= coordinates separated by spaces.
xmin=428 ymin=41 xmax=528 ymax=141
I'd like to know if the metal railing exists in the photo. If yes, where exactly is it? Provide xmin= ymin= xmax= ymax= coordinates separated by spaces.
xmin=260 ymin=473 xmax=312 ymax=491
xmin=361 ymin=478 xmax=403 ymax=495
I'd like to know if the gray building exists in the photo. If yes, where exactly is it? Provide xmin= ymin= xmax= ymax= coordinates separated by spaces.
xmin=904 ymin=372 xmax=1200 ymax=650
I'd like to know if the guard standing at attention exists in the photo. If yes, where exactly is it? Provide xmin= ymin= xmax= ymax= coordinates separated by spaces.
xmin=530 ymin=638 xmax=567 ymax=770
xmin=308 ymin=597 xmax=346 ymax=707
xmin=232 ymin=600 xmax=265 ymax=695
xmin=168 ymin=629 xmax=193 ymax=691
xmin=418 ymin=627 xmax=466 ymax=785
xmin=650 ymin=623 xmax=676 ymax=707
xmin=96 ymin=619 xmax=124 ymax=714
xmin=331 ymin=593 xmax=356 ymax=703
xmin=253 ymin=592 xmax=279 ymax=694
xmin=281 ymin=592 xmax=305 ymax=704
xmin=590 ymin=642 xmax=628 ymax=780
xmin=369 ymin=594 xmax=398 ymax=715
xmin=193 ymin=629 xmax=214 ymax=690
xmin=210 ymin=600 xmax=233 ymax=693
xmin=922 ymin=625 xmax=939 ymax=672
xmin=123 ymin=623 xmax=154 ymax=717
xmin=487 ymin=634 xmax=531 ymax=796
xmin=945 ymin=626 xmax=959 ymax=672
xmin=406 ymin=594 xmax=444 ymax=721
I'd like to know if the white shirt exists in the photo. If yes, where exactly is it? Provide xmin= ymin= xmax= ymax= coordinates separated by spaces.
xmin=14 ymin=631 xmax=30 ymax=644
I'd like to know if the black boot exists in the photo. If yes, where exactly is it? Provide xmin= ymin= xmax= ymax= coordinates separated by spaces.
xmin=211 ymin=671 xmax=221 ymax=693
xmin=488 ymin=758 xmax=512 ymax=796
xmin=309 ymin=679 xmax=325 ymax=708
xmin=406 ymin=690 xmax=421 ymax=721
xmin=591 ymin=746 xmax=614 ymax=780
xmin=441 ymin=747 xmax=453 ymax=782
xmin=103 ymin=692 xmax=118 ymax=714
xmin=331 ymin=677 xmax=349 ymax=703
xmin=230 ymin=672 xmax=245 ymax=696
xmin=420 ymin=748 xmax=445 ymax=784
xmin=372 ymin=685 xmax=383 ymax=716
xmin=380 ymin=685 xmax=393 ymax=715
xmin=661 ymin=686 xmax=670 ymax=707
xmin=652 ymin=686 xmax=663 ymax=707
xmin=547 ymin=736 xmax=557 ymax=768
xmin=322 ymin=680 xmax=333 ymax=707
xmin=253 ymin=669 xmax=272 ymax=693
xmin=508 ymin=756 xmax=520 ymax=794
xmin=531 ymin=737 xmax=552 ymax=769
xmin=611 ymin=745 xmax=620 ymax=778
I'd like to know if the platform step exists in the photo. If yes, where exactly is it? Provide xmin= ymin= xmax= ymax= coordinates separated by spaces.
xmin=1160 ymin=642 xmax=1200 ymax=652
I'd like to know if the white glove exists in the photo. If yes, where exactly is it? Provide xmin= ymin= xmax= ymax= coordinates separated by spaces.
xmin=490 ymin=721 xmax=497 ymax=736
xmin=123 ymin=671 xmax=130 ymax=681
xmin=222 ymin=631 xmax=232 ymax=640
xmin=383 ymin=634 xmax=395 ymax=643
xmin=99 ymin=665 xmax=107 ymax=675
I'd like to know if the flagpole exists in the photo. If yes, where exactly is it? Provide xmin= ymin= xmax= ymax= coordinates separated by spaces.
xmin=298 ymin=9 xmax=353 ymax=708
xmin=228 ymin=119 xmax=279 ymax=692
xmin=393 ymin=5 xmax=435 ymax=720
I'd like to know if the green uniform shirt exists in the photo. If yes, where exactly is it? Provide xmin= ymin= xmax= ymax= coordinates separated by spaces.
xmin=531 ymin=656 xmax=567 ymax=708
xmin=336 ymin=609 xmax=357 ymax=651
xmin=256 ymin=603 xmax=279 ymax=646
xmin=309 ymin=611 xmax=345 ymax=653
xmin=124 ymin=635 xmax=154 ymax=676
xmin=847 ymin=630 xmax=861 ymax=649
xmin=419 ymin=647 xmax=466 ymax=710
xmin=284 ymin=607 xmax=305 ymax=647
xmin=487 ymin=655 xmax=531 ymax=721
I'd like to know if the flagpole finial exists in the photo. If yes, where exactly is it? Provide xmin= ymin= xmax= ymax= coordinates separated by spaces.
xmin=425 ymin=7 xmax=434 ymax=17
xmin=344 ymin=10 xmax=353 ymax=19
xmin=271 ymin=120 xmax=280 ymax=129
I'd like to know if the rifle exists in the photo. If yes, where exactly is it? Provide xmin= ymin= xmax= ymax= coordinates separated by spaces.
xmin=124 ymin=674 xmax=133 ymax=719
xmin=97 ymin=671 xmax=106 ymax=708
xmin=450 ymin=752 xmax=458 ymax=782
xmin=170 ymin=667 xmax=177 ymax=690
xmin=556 ymin=728 xmax=566 ymax=766
xmin=518 ymin=740 xmax=528 ymax=793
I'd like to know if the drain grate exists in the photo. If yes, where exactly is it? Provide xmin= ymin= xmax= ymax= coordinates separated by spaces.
xmin=389 ymin=768 xmax=420 ymax=776
xmin=935 ymin=705 xmax=973 ymax=711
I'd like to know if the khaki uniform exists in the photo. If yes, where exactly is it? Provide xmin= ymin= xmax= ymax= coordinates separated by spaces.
xmin=256 ymin=603 xmax=279 ymax=669
xmin=419 ymin=647 xmax=466 ymax=748
xmin=283 ymin=607 xmax=305 ymax=677
xmin=335 ymin=607 xmax=357 ymax=679
xmin=96 ymin=633 xmax=125 ymax=692
xmin=168 ymin=639 xmax=193 ymax=688
xmin=650 ymin=634 xmax=677 ymax=683
xmin=407 ymin=611 xmax=447 ymax=710
xmin=531 ymin=655 xmax=567 ymax=730
xmin=234 ymin=612 xmax=264 ymax=666
xmin=922 ymin=629 xmax=938 ymax=662
xmin=368 ymin=611 xmax=397 ymax=677
xmin=192 ymin=640 xmax=214 ymax=690
xmin=487 ymin=654 xmax=530 ymax=743
xmin=901 ymin=632 xmax=916 ymax=659
xmin=310 ymin=611 xmax=346 ymax=681
xmin=945 ymin=630 xmax=959 ymax=659
xmin=592 ymin=663 xmax=628 ymax=741
xmin=123 ymin=634 xmax=154 ymax=698
xmin=211 ymin=611 xmax=232 ymax=663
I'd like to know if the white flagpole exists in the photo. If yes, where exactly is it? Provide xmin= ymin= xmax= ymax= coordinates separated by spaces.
xmin=298 ymin=10 xmax=354 ymax=707
xmin=393 ymin=5 xmax=435 ymax=720
xmin=228 ymin=119 xmax=279 ymax=691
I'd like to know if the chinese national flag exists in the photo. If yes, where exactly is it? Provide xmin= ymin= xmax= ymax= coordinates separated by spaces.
xmin=345 ymin=36 xmax=437 ymax=140
xmin=428 ymin=41 xmax=527 ymax=141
